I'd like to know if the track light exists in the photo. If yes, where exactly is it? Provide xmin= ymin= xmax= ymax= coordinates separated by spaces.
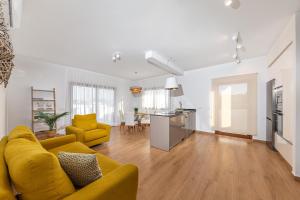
xmin=231 ymin=32 xmax=244 ymax=64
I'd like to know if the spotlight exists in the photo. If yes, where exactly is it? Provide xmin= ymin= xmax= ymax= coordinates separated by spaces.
xmin=112 ymin=52 xmax=121 ymax=63
xmin=236 ymin=43 xmax=243 ymax=49
xmin=235 ymin=59 xmax=241 ymax=64
xmin=232 ymin=33 xmax=239 ymax=41
xmin=224 ymin=0 xmax=240 ymax=9
xmin=224 ymin=0 xmax=233 ymax=7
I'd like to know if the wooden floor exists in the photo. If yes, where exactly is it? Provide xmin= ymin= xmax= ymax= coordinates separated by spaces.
xmin=93 ymin=127 xmax=300 ymax=200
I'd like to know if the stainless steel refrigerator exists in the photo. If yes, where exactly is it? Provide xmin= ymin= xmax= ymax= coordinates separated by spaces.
xmin=266 ymin=79 xmax=276 ymax=150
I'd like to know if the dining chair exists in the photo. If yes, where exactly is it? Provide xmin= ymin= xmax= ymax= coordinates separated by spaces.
xmin=125 ymin=112 xmax=137 ymax=133
xmin=141 ymin=114 xmax=150 ymax=130
xmin=119 ymin=110 xmax=126 ymax=132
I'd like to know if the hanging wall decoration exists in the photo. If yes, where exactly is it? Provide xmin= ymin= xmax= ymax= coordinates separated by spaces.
xmin=0 ymin=0 xmax=14 ymax=88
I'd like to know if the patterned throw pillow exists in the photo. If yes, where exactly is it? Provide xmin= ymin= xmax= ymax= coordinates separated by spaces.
xmin=58 ymin=152 xmax=102 ymax=187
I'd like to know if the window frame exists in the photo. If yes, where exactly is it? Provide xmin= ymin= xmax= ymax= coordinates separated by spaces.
xmin=70 ymin=82 xmax=116 ymax=124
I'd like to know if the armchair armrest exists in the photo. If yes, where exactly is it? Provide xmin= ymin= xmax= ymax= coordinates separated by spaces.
xmin=40 ymin=134 xmax=76 ymax=150
xmin=63 ymin=164 xmax=138 ymax=200
xmin=66 ymin=126 xmax=85 ymax=142
xmin=97 ymin=123 xmax=111 ymax=132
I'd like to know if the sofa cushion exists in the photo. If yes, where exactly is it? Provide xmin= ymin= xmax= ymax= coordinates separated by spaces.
xmin=48 ymin=142 xmax=96 ymax=155
xmin=8 ymin=126 xmax=40 ymax=145
xmin=96 ymin=154 xmax=120 ymax=175
xmin=0 ymin=136 xmax=16 ymax=200
xmin=73 ymin=114 xmax=98 ymax=131
xmin=84 ymin=129 xmax=108 ymax=142
xmin=4 ymin=138 xmax=75 ymax=200
xmin=58 ymin=152 xmax=102 ymax=187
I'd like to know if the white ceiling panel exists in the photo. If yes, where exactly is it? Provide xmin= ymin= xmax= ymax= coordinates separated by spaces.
xmin=12 ymin=0 xmax=300 ymax=80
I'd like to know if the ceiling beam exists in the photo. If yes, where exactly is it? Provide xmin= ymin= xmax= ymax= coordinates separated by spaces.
xmin=145 ymin=51 xmax=184 ymax=76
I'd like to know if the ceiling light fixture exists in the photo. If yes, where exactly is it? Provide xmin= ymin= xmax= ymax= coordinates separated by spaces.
xmin=112 ymin=52 xmax=121 ymax=63
xmin=224 ymin=0 xmax=240 ymax=9
xmin=130 ymin=86 xmax=142 ymax=95
xmin=231 ymin=32 xmax=243 ymax=64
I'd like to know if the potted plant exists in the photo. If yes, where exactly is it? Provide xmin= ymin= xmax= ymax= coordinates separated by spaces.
xmin=36 ymin=112 xmax=69 ymax=137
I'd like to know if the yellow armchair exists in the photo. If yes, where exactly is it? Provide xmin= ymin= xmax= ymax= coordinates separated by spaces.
xmin=66 ymin=114 xmax=111 ymax=147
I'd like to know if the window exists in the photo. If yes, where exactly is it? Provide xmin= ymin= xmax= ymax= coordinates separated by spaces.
xmin=71 ymin=83 xmax=115 ymax=125
xmin=142 ymin=88 xmax=170 ymax=110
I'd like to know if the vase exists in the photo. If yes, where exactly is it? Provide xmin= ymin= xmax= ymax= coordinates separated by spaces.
xmin=47 ymin=130 xmax=56 ymax=137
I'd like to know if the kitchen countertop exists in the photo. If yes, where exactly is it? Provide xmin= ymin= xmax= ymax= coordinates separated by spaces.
xmin=150 ymin=109 xmax=196 ymax=117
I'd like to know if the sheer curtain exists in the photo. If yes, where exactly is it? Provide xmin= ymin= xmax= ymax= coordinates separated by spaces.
xmin=142 ymin=88 xmax=170 ymax=111
xmin=211 ymin=74 xmax=257 ymax=135
xmin=97 ymin=87 xmax=115 ymax=124
xmin=71 ymin=83 xmax=115 ymax=125
xmin=72 ymin=84 xmax=96 ymax=115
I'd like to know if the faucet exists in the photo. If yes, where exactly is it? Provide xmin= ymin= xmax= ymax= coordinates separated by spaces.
xmin=179 ymin=101 xmax=182 ymax=109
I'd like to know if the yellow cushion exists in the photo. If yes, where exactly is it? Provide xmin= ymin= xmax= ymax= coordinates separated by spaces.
xmin=48 ymin=142 xmax=96 ymax=155
xmin=8 ymin=126 xmax=40 ymax=145
xmin=0 ymin=136 xmax=16 ymax=200
xmin=73 ymin=114 xmax=97 ymax=131
xmin=96 ymin=154 xmax=120 ymax=175
xmin=4 ymin=138 xmax=75 ymax=200
xmin=84 ymin=129 xmax=108 ymax=142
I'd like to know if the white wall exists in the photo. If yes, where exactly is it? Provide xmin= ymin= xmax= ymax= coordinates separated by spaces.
xmin=266 ymin=15 xmax=296 ymax=167
xmin=0 ymin=85 xmax=6 ymax=138
xmin=6 ymin=55 xmax=134 ymax=133
xmin=136 ymin=56 xmax=267 ymax=141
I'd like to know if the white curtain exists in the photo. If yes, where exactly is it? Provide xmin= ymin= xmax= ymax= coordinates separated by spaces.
xmin=142 ymin=88 xmax=170 ymax=111
xmin=71 ymin=83 xmax=115 ymax=125
xmin=211 ymin=74 xmax=257 ymax=135
xmin=97 ymin=87 xmax=115 ymax=124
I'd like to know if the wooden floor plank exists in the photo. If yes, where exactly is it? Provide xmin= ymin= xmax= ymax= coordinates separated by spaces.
xmin=93 ymin=127 xmax=300 ymax=200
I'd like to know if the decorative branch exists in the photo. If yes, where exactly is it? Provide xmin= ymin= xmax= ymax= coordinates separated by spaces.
xmin=0 ymin=1 xmax=14 ymax=88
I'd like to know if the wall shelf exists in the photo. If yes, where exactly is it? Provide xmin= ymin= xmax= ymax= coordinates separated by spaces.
xmin=31 ymin=87 xmax=56 ymax=133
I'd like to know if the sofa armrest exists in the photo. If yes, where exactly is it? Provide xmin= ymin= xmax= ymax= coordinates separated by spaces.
xmin=65 ymin=126 xmax=85 ymax=142
xmin=40 ymin=134 xmax=76 ymax=150
xmin=63 ymin=164 xmax=138 ymax=200
xmin=97 ymin=123 xmax=111 ymax=132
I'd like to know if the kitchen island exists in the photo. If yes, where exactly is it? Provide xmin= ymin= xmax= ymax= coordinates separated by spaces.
xmin=150 ymin=109 xmax=196 ymax=151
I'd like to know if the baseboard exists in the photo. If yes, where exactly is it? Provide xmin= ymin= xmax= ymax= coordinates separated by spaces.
xmin=215 ymin=130 xmax=253 ymax=139
xmin=294 ymin=176 xmax=300 ymax=181
xmin=253 ymin=139 xmax=267 ymax=144
xmin=195 ymin=130 xmax=213 ymax=135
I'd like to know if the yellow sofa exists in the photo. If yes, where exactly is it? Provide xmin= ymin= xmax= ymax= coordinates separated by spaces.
xmin=0 ymin=126 xmax=138 ymax=200
xmin=66 ymin=114 xmax=111 ymax=147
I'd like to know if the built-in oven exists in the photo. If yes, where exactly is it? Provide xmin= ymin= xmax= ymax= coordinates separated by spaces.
xmin=273 ymin=86 xmax=283 ymax=137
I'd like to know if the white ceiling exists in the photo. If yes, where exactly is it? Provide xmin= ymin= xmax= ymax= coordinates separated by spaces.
xmin=12 ymin=0 xmax=300 ymax=80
